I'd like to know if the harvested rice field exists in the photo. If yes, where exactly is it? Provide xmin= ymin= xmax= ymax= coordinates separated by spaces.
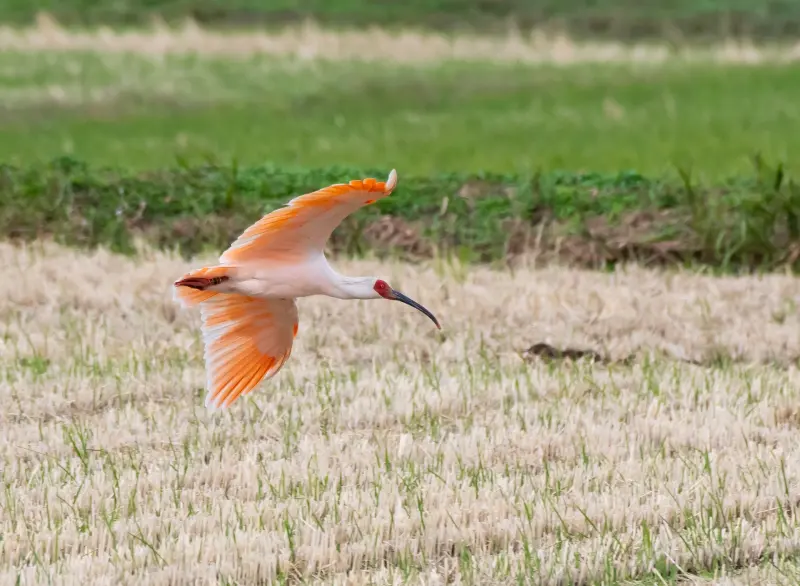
xmin=3 ymin=241 xmax=800 ymax=585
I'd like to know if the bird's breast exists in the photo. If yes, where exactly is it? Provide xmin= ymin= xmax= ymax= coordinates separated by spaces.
xmin=234 ymin=260 xmax=327 ymax=299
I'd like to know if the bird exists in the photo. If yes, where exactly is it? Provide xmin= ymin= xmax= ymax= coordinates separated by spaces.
xmin=173 ymin=169 xmax=441 ymax=411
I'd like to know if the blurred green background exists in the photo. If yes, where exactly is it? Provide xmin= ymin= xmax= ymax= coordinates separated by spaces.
xmin=2 ymin=55 xmax=798 ymax=179
xmin=0 ymin=1 xmax=798 ymax=269
xmin=0 ymin=1 xmax=797 ymax=179
xmin=2 ymin=0 xmax=800 ymax=42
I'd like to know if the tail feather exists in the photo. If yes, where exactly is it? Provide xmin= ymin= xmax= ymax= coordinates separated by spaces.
xmin=173 ymin=265 xmax=232 ymax=309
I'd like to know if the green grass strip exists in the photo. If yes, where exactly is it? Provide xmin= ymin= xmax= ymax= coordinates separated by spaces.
xmin=3 ymin=156 xmax=800 ymax=272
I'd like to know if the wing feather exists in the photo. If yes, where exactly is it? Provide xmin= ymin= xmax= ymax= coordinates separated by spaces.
xmin=220 ymin=169 xmax=397 ymax=264
xmin=199 ymin=293 xmax=298 ymax=410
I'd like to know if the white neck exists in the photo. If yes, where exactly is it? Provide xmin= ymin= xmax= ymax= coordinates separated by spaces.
xmin=333 ymin=275 xmax=380 ymax=300
xmin=319 ymin=259 xmax=379 ymax=300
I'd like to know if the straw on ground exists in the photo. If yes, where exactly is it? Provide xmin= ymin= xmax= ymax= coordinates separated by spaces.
xmin=2 ymin=240 xmax=800 ymax=584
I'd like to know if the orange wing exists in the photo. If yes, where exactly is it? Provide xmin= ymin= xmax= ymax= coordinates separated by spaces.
xmin=220 ymin=169 xmax=398 ymax=265
xmin=199 ymin=293 xmax=298 ymax=410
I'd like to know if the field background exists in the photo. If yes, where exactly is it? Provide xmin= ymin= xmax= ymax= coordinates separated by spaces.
xmin=3 ymin=0 xmax=800 ymax=41
xmin=3 ymin=1 xmax=800 ymax=585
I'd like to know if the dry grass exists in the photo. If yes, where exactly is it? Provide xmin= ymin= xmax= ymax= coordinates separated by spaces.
xmin=3 ymin=12 xmax=800 ymax=64
xmin=694 ymin=561 xmax=800 ymax=585
xmin=3 ymin=240 xmax=800 ymax=584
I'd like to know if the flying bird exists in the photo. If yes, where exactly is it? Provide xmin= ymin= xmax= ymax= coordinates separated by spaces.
xmin=173 ymin=169 xmax=441 ymax=410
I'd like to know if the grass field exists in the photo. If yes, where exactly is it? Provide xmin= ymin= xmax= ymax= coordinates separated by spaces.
xmin=3 ymin=16 xmax=800 ymax=586
xmin=2 ymin=54 xmax=799 ymax=178
xmin=3 ymin=241 xmax=800 ymax=585
xmin=0 ymin=22 xmax=800 ymax=177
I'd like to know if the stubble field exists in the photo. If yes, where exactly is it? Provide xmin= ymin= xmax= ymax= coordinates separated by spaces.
xmin=3 ymin=241 xmax=800 ymax=584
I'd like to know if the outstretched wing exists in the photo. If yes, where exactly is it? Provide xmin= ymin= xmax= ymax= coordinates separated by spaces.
xmin=220 ymin=169 xmax=397 ymax=265
xmin=199 ymin=293 xmax=298 ymax=410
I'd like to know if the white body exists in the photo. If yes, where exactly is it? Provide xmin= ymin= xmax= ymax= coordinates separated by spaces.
xmin=216 ymin=253 xmax=378 ymax=300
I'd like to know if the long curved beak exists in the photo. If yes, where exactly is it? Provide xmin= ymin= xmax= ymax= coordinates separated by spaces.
xmin=391 ymin=289 xmax=441 ymax=330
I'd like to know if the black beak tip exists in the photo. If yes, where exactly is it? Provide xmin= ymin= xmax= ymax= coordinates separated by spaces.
xmin=391 ymin=289 xmax=442 ymax=331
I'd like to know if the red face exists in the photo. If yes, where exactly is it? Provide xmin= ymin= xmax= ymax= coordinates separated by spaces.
xmin=372 ymin=278 xmax=441 ymax=329
xmin=373 ymin=279 xmax=392 ymax=299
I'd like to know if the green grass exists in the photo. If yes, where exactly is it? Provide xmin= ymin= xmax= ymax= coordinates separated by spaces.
xmin=4 ymin=156 xmax=799 ymax=272
xmin=1 ymin=53 xmax=799 ymax=179
xmin=2 ymin=0 xmax=799 ymax=41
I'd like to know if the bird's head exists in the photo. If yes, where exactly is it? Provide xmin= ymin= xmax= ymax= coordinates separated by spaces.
xmin=372 ymin=278 xmax=441 ymax=330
